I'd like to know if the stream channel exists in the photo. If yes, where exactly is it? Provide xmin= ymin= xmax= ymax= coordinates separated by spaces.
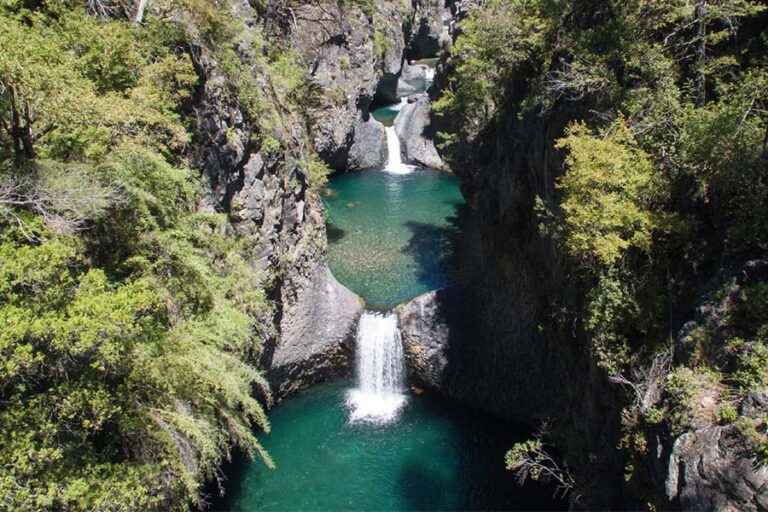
xmin=213 ymin=58 xmax=564 ymax=512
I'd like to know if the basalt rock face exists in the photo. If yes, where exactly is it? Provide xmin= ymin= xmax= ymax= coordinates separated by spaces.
xmin=397 ymin=289 xmax=457 ymax=389
xmin=407 ymin=0 xmax=444 ymax=59
xmin=422 ymin=39 xmax=635 ymax=508
xmin=194 ymin=1 xmax=364 ymax=401
xmin=664 ymin=260 xmax=768 ymax=511
xmin=426 ymin=12 xmax=768 ymax=506
xmin=666 ymin=424 xmax=768 ymax=512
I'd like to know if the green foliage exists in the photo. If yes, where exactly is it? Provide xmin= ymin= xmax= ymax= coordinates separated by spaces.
xmin=664 ymin=367 xmax=721 ymax=436
xmin=584 ymin=270 xmax=635 ymax=373
xmin=556 ymin=119 xmax=665 ymax=269
xmin=677 ymin=70 xmax=768 ymax=256
xmin=373 ymin=13 xmax=390 ymax=61
xmin=506 ymin=429 xmax=577 ymax=499
xmin=716 ymin=404 xmax=739 ymax=425
xmin=0 ymin=220 xmax=272 ymax=510
xmin=736 ymin=415 xmax=768 ymax=464
xmin=303 ymin=153 xmax=332 ymax=192
xmin=433 ymin=0 xmax=550 ymax=132
xmin=729 ymin=338 xmax=768 ymax=392
xmin=0 ymin=2 xmax=276 ymax=509
xmin=341 ymin=0 xmax=376 ymax=17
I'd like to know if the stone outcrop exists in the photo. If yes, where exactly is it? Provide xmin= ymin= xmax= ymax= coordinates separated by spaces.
xmin=270 ymin=266 xmax=364 ymax=397
xmin=397 ymin=289 xmax=455 ymax=388
xmin=394 ymin=94 xmax=446 ymax=170
xmin=290 ymin=1 xmax=416 ymax=170
xmin=348 ymin=113 xmax=387 ymax=170
xmin=193 ymin=0 xmax=370 ymax=402
xmin=666 ymin=423 xmax=768 ymax=512
xmin=289 ymin=1 xmax=379 ymax=170
xmin=407 ymin=0 xmax=444 ymax=59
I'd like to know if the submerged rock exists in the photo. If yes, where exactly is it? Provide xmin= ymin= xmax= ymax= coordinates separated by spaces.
xmin=394 ymin=94 xmax=446 ymax=170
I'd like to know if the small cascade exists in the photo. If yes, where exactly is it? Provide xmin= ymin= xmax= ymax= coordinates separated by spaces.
xmin=424 ymin=67 xmax=436 ymax=91
xmin=384 ymin=126 xmax=414 ymax=175
xmin=346 ymin=312 xmax=407 ymax=423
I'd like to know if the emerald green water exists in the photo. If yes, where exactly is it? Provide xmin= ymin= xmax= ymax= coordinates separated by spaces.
xmin=324 ymin=168 xmax=466 ymax=308
xmin=371 ymin=103 xmax=404 ymax=125
xmin=213 ymin=380 xmax=562 ymax=511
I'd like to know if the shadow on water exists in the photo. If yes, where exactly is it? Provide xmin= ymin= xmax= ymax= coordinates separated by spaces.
xmin=400 ymin=201 xmax=473 ymax=292
xmin=326 ymin=222 xmax=346 ymax=243
xmin=397 ymin=393 xmax=567 ymax=512
xmin=397 ymin=460 xmax=451 ymax=511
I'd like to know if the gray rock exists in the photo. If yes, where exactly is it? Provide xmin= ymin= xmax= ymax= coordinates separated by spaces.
xmin=666 ymin=426 xmax=768 ymax=512
xmin=270 ymin=265 xmax=364 ymax=399
xmin=348 ymin=113 xmax=387 ymax=170
xmin=394 ymin=94 xmax=446 ymax=170
xmin=291 ymin=1 xmax=414 ymax=169
xmin=742 ymin=391 xmax=768 ymax=419
xmin=397 ymin=289 xmax=465 ymax=389
xmin=375 ymin=2 xmax=409 ymax=104
xmin=409 ymin=0 xmax=443 ymax=59
xmin=396 ymin=80 xmax=418 ymax=98
xmin=402 ymin=62 xmax=429 ymax=84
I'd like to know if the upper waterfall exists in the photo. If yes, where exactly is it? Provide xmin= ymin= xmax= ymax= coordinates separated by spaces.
xmin=346 ymin=312 xmax=407 ymax=423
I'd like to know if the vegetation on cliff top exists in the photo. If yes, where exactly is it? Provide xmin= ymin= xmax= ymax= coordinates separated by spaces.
xmin=0 ymin=0 xmax=317 ymax=508
xmin=437 ymin=0 xmax=767 ymax=504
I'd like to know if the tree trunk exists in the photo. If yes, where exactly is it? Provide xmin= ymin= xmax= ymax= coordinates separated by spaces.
xmin=695 ymin=0 xmax=707 ymax=107
xmin=8 ymin=87 xmax=34 ymax=159
xmin=134 ymin=0 xmax=148 ymax=24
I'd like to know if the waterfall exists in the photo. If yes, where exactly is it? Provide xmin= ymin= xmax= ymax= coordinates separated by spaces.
xmin=424 ymin=67 xmax=435 ymax=90
xmin=384 ymin=126 xmax=413 ymax=175
xmin=346 ymin=312 xmax=407 ymax=423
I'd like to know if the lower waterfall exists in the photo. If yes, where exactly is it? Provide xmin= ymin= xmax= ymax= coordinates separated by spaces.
xmin=346 ymin=311 xmax=407 ymax=423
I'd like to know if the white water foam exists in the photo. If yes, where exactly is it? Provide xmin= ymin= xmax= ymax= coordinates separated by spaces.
xmin=424 ymin=67 xmax=436 ymax=91
xmin=384 ymin=126 xmax=415 ymax=175
xmin=346 ymin=312 xmax=407 ymax=424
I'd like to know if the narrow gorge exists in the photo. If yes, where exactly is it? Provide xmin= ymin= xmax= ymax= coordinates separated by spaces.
xmin=215 ymin=29 xmax=561 ymax=508
xmin=2 ymin=1 xmax=767 ymax=511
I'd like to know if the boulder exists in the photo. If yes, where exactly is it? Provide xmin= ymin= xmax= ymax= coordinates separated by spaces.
xmin=269 ymin=265 xmax=364 ymax=399
xmin=401 ymin=62 xmax=430 ymax=90
xmin=397 ymin=289 xmax=463 ymax=389
xmin=396 ymin=80 xmax=418 ymax=98
xmin=666 ymin=426 xmax=768 ymax=511
xmin=348 ymin=113 xmax=387 ymax=170
xmin=394 ymin=94 xmax=446 ymax=170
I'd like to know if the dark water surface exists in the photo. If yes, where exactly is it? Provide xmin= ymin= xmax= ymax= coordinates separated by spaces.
xmin=213 ymin=380 xmax=564 ymax=511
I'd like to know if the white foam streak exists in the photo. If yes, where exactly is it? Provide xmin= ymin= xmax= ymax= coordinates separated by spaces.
xmin=384 ymin=126 xmax=415 ymax=175
xmin=346 ymin=312 xmax=407 ymax=424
